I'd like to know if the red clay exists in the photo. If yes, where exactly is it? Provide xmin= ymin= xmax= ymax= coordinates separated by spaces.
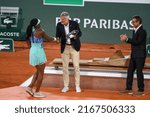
xmin=0 ymin=41 xmax=150 ymax=100
xmin=0 ymin=86 xmax=149 ymax=100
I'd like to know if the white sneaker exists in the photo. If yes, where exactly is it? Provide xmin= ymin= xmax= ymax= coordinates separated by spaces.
xmin=76 ymin=86 xmax=81 ymax=93
xmin=33 ymin=92 xmax=46 ymax=98
xmin=61 ymin=87 xmax=69 ymax=93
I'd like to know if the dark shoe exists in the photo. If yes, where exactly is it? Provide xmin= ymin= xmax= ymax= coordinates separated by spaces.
xmin=135 ymin=91 xmax=145 ymax=96
xmin=119 ymin=90 xmax=133 ymax=95
xmin=26 ymin=87 xmax=34 ymax=96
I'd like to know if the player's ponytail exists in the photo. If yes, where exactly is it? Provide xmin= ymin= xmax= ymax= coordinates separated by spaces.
xmin=26 ymin=18 xmax=38 ymax=41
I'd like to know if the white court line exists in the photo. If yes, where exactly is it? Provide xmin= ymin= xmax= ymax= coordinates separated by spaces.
xmin=20 ymin=75 xmax=33 ymax=87
xmin=20 ymin=66 xmax=150 ymax=87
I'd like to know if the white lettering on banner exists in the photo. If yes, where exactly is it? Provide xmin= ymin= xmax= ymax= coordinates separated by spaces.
xmin=99 ymin=19 xmax=107 ymax=29
xmin=73 ymin=18 xmax=81 ymax=23
xmin=56 ymin=17 xmax=81 ymax=25
xmin=108 ymin=19 xmax=111 ymax=29
xmin=0 ymin=32 xmax=20 ymax=37
xmin=120 ymin=20 xmax=128 ymax=29
xmin=84 ymin=18 xmax=91 ymax=28
xmin=56 ymin=17 xmax=133 ymax=30
xmin=113 ymin=20 xmax=120 ymax=29
xmin=129 ymin=20 xmax=134 ymax=30
xmin=90 ymin=19 xmax=98 ymax=28
xmin=56 ymin=17 xmax=60 ymax=26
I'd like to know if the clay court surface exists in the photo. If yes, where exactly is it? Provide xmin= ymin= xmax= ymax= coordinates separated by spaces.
xmin=0 ymin=41 xmax=150 ymax=100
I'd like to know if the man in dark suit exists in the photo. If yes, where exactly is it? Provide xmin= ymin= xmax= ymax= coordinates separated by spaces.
xmin=120 ymin=16 xmax=147 ymax=96
xmin=56 ymin=12 xmax=82 ymax=93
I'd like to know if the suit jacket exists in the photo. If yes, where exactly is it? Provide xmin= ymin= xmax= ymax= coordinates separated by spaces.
xmin=127 ymin=26 xmax=147 ymax=58
xmin=56 ymin=20 xmax=82 ymax=53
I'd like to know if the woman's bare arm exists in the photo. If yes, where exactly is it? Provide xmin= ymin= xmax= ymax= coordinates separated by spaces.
xmin=42 ymin=31 xmax=55 ymax=42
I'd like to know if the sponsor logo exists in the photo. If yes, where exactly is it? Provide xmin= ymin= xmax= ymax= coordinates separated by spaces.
xmin=56 ymin=17 xmax=133 ymax=30
xmin=0 ymin=32 xmax=20 ymax=37
xmin=43 ymin=0 xmax=150 ymax=6
xmin=4 ymin=18 xmax=13 ymax=24
xmin=0 ymin=38 xmax=14 ymax=52
xmin=0 ymin=40 xmax=10 ymax=50
xmin=0 ymin=7 xmax=19 ymax=28
xmin=43 ymin=0 xmax=83 ymax=6
xmin=1 ymin=17 xmax=16 ymax=28
xmin=0 ymin=7 xmax=21 ymax=38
